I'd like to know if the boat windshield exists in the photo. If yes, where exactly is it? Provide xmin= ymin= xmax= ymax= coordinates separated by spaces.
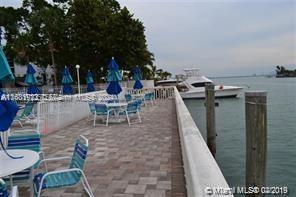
xmin=191 ymin=82 xmax=207 ymax=88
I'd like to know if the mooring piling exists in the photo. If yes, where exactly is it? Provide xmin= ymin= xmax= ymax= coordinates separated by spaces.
xmin=245 ymin=91 xmax=267 ymax=197
xmin=205 ymin=83 xmax=216 ymax=158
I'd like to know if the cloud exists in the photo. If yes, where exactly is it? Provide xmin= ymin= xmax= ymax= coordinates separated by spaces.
xmin=2 ymin=0 xmax=296 ymax=76
xmin=118 ymin=0 xmax=296 ymax=76
xmin=0 ymin=0 xmax=22 ymax=7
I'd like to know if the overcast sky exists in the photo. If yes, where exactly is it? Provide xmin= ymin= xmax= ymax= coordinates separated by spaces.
xmin=1 ymin=0 xmax=296 ymax=76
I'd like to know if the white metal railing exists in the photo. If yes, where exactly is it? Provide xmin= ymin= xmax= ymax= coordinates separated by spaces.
xmin=36 ymin=90 xmax=112 ymax=134
xmin=3 ymin=84 xmax=105 ymax=95
xmin=36 ymin=87 xmax=174 ymax=134
xmin=174 ymin=87 xmax=232 ymax=197
xmin=4 ymin=80 xmax=155 ymax=95
xmin=126 ymin=86 xmax=175 ymax=99
xmin=37 ymin=100 xmax=87 ymax=134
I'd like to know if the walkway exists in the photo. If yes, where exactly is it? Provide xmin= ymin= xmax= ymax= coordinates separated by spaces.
xmin=20 ymin=99 xmax=186 ymax=197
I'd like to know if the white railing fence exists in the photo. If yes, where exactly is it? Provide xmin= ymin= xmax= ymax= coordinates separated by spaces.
xmin=4 ymin=80 xmax=155 ymax=95
xmin=36 ymin=87 xmax=174 ymax=134
xmin=126 ymin=86 xmax=175 ymax=99
xmin=36 ymin=90 xmax=111 ymax=134
xmin=37 ymin=100 xmax=88 ymax=134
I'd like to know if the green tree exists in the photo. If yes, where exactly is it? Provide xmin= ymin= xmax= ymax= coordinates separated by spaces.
xmin=0 ymin=6 xmax=28 ymax=61
xmin=156 ymin=68 xmax=172 ymax=80
xmin=1 ymin=0 xmax=171 ymax=84
xmin=28 ymin=4 xmax=69 ymax=84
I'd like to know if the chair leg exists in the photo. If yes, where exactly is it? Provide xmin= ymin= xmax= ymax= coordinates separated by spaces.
xmin=93 ymin=113 xmax=96 ymax=126
xmin=81 ymin=179 xmax=91 ymax=197
xmin=29 ymin=166 xmax=34 ymax=197
xmin=106 ymin=112 xmax=109 ymax=126
xmin=81 ymin=172 xmax=94 ymax=197
xmin=40 ymin=152 xmax=48 ymax=173
xmin=137 ymin=110 xmax=142 ymax=123
xmin=126 ymin=111 xmax=130 ymax=126
xmin=151 ymin=99 xmax=154 ymax=105
xmin=18 ymin=120 xmax=23 ymax=128
xmin=37 ymin=180 xmax=43 ymax=197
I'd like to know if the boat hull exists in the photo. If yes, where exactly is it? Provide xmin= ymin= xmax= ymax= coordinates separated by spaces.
xmin=180 ymin=86 xmax=243 ymax=99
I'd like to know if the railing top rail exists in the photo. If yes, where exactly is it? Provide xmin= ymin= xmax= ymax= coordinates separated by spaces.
xmin=125 ymin=86 xmax=175 ymax=90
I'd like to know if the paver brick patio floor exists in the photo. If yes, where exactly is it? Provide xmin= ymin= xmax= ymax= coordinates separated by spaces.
xmin=19 ymin=99 xmax=186 ymax=197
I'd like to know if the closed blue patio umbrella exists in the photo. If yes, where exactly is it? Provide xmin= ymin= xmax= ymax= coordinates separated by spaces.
xmin=133 ymin=67 xmax=143 ymax=89
xmin=0 ymin=47 xmax=14 ymax=81
xmin=106 ymin=57 xmax=122 ymax=96
xmin=86 ymin=70 xmax=95 ymax=92
xmin=62 ymin=66 xmax=73 ymax=94
xmin=0 ymin=46 xmax=21 ymax=159
xmin=25 ymin=64 xmax=41 ymax=94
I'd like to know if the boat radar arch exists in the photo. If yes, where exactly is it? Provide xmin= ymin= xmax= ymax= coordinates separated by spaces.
xmin=183 ymin=69 xmax=202 ymax=77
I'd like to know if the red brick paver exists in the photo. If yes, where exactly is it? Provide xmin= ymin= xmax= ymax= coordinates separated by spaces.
xmin=19 ymin=99 xmax=186 ymax=197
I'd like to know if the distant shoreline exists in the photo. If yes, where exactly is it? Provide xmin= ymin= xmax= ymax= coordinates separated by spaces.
xmin=276 ymin=75 xmax=296 ymax=78
xmin=209 ymin=75 xmax=272 ymax=79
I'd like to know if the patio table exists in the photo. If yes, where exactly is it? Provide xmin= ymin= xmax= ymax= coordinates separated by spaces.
xmin=0 ymin=149 xmax=39 ymax=197
xmin=132 ymin=93 xmax=145 ymax=100
xmin=105 ymin=102 xmax=128 ymax=123
xmin=105 ymin=102 xmax=127 ymax=108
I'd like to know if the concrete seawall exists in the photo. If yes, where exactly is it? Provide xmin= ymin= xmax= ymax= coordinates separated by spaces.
xmin=174 ymin=87 xmax=233 ymax=197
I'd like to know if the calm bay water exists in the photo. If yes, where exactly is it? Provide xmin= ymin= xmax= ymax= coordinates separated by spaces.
xmin=184 ymin=76 xmax=296 ymax=195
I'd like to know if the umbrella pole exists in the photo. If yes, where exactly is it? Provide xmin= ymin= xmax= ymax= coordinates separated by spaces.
xmin=0 ymin=87 xmax=23 ymax=159
xmin=0 ymin=128 xmax=9 ymax=147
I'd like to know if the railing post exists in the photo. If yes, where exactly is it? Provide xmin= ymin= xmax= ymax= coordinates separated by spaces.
xmin=205 ymin=83 xmax=216 ymax=158
xmin=245 ymin=91 xmax=267 ymax=197
xmin=37 ymin=102 xmax=40 ymax=132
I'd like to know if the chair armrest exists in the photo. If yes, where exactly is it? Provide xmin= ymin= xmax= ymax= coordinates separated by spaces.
xmin=38 ymin=168 xmax=84 ymax=189
xmin=43 ymin=168 xmax=83 ymax=176
xmin=9 ymin=129 xmax=39 ymax=134
xmin=36 ymin=168 xmax=84 ymax=195
xmin=41 ymin=156 xmax=71 ymax=163
xmin=37 ymin=156 xmax=71 ymax=171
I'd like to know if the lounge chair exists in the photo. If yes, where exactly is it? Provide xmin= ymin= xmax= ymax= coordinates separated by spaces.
xmin=134 ymin=99 xmax=143 ymax=112
xmin=88 ymin=103 xmax=96 ymax=118
xmin=33 ymin=135 xmax=93 ymax=197
xmin=93 ymin=104 xmax=115 ymax=126
xmin=4 ymin=130 xmax=45 ymax=186
xmin=13 ymin=102 xmax=35 ymax=127
xmin=0 ymin=179 xmax=19 ymax=197
xmin=124 ymin=94 xmax=132 ymax=102
xmin=144 ymin=92 xmax=154 ymax=106
xmin=120 ymin=100 xmax=142 ymax=126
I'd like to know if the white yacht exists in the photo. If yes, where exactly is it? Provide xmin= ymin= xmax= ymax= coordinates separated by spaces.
xmin=179 ymin=69 xmax=243 ymax=99
xmin=155 ymin=79 xmax=179 ymax=87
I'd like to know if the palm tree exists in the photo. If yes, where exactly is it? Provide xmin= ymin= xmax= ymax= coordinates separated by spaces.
xmin=162 ymin=71 xmax=172 ymax=80
xmin=156 ymin=69 xmax=172 ymax=80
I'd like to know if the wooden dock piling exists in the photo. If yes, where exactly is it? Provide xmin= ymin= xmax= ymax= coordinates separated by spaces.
xmin=245 ymin=91 xmax=267 ymax=197
xmin=205 ymin=83 xmax=216 ymax=158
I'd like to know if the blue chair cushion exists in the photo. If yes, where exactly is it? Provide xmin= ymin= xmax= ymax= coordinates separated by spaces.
xmin=4 ymin=132 xmax=42 ymax=183
xmin=95 ymin=104 xmax=108 ymax=115
xmin=34 ymin=171 xmax=81 ymax=190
